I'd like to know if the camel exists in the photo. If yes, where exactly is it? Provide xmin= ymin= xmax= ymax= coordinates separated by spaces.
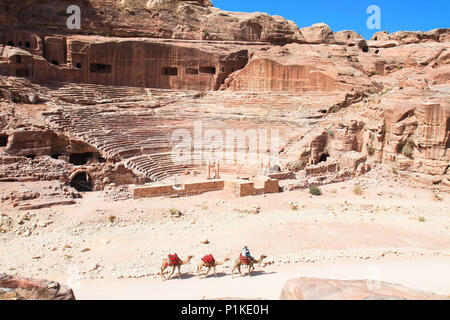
xmin=196 ymin=255 xmax=230 ymax=278
xmin=232 ymin=254 xmax=267 ymax=277
xmin=160 ymin=254 xmax=194 ymax=280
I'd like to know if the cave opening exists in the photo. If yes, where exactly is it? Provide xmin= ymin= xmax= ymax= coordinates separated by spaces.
xmin=0 ymin=134 xmax=8 ymax=147
xmin=75 ymin=62 xmax=82 ymax=69
xmin=199 ymin=66 xmax=216 ymax=74
xmin=25 ymin=41 xmax=30 ymax=48
xmin=25 ymin=155 xmax=36 ymax=160
xmin=7 ymin=41 xmax=14 ymax=46
xmin=186 ymin=68 xmax=198 ymax=75
xmin=70 ymin=172 xmax=93 ymax=192
xmin=51 ymin=60 xmax=59 ymax=66
xmin=90 ymin=63 xmax=111 ymax=73
xmin=16 ymin=69 xmax=29 ymax=77
xmin=318 ymin=153 xmax=330 ymax=163
xmin=51 ymin=153 xmax=62 ymax=159
xmin=69 ymin=152 xmax=93 ymax=165
xmin=162 ymin=67 xmax=178 ymax=76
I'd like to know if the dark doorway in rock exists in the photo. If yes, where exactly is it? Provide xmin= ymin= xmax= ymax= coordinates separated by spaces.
xmin=25 ymin=154 xmax=36 ymax=160
xmin=70 ymin=172 xmax=93 ymax=192
xmin=199 ymin=66 xmax=216 ymax=74
xmin=319 ymin=153 xmax=330 ymax=163
xmin=162 ymin=67 xmax=178 ymax=76
xmin=69 ymin=152 xmax=93 ymax=165
xmin=90 ymin=63 xmax=111 ymax=73
xmin=185 ymin=68 xmax=198 ymax=75
xmin=7 ymin=41 xmax=14 ymax=46
xmin=51 ymin=60 xmax=59 ymax=66
xmin=75 ymin=62 xmax=82 ymax=69
xmin=0 ymin=134 xmax=8 ymax=147
xmin=98 ymin=156 xmax=107 ymax=163
xmin=51 ymin=153 xmax=62 ymax=159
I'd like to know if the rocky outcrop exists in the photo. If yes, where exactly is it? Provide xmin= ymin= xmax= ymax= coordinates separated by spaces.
xmin=334 ymin=30 xmax=364 ymax=44
xmin=223 ymin=43 xmax=373 ymax=92
xmin=0 ymin=273 xmax=75 ymax=300
xmin=0 ymin=0 xmax=303 ymax=43
xmin=300 ymin=23 xmax=335 ymax=44
xmin=280 ymin=278 xmax=446 ymax=300
xmin=371 ymin=29 xmax=450 ymax=44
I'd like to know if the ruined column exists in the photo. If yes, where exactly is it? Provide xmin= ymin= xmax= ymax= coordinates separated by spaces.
xmin=214 ymin=160 xmax=220 ymax=179
xmin=206 ymin=161 xmax=211 ymax=179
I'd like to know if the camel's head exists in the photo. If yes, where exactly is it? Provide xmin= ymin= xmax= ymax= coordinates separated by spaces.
xmin=223 ymin=257 xmax=231 ymax=262
xmin=187 ymin=255 xmax=195 ymax=260
xmin=260 ymin=254 xmax=268 ymax=260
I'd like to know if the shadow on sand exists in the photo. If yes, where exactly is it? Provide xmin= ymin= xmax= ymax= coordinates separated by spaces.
xmin=163 ymin=270 xmax=276 ymax=280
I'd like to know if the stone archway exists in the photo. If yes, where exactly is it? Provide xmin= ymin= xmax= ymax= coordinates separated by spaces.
xmin=69 ymin=170 xmax=93 ymax=192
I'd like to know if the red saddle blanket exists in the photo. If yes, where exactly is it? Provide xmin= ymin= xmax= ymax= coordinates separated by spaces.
xmin=240 ymin=254 xmax=250 ymax=265
xmin=168 ymin=254 xmax=179 ymax=265
xmin=202 ymin=254 xmax=215 ymax=265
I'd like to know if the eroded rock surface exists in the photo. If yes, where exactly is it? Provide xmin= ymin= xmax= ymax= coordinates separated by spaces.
xmin=280 ymin=278 xmax=446 ymax=300
xmin=0 ymin=273 xmax=75 ymax=300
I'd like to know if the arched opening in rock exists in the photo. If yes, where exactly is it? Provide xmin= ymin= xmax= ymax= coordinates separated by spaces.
xmin=75 ymin=62 xmax=82 ymax=69
xmin=51 ymin=153 xmax=62 ymax=159
xmin=70 ymin=172 xmax=93 ymax=192
xmin=25 ymin=41 xmax=31 ymax=48
xmin=361 ymin=46 xmax=369 ymax=53
xmin=69 ymin=152 xmax=93 ymax=165
xmin=7 ymin=41 xmax=14 ymax=46
xmin=318 ymin=153 xmax=330 ymax=163
xmin=0 ymin=134 xmax=8 ymax=147
xmin=25 ymin=154 xmax=36 ymax=160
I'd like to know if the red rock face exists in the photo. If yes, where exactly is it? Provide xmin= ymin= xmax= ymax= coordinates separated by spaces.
xmin=280 ymin=278 xmax=445 ymax=300
xmin=223 ymin=44 xmax=373 ymax=92
xmin=0 ymin=273 xmax=75 ymax=300
xmin=0 ymin=1 xmax=448 ymax=186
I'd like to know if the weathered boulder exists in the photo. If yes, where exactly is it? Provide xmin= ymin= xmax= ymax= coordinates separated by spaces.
xmin=300 ymin=23 xmax=336 ymax=44
xmin=0 ymin=273 xmax=76 ymax=300
xmin=334 ymin=30 xmax=364 ymax=45
xmin=280 ymin=278 xmax=446 ymax=300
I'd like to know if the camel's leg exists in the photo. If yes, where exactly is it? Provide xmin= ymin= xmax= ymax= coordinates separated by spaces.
xmin=177 ymin=265 xmax=182 ymax=279
xmin=214 ymin=266 xmax=217 ymax=278
xmin=239 ymin=265 xmax=245 ymax=277
xmin=196 ymin=265 xmax=202 ymax=277
xmin=167 ymin=266 xmax=176 ymax=280
xmin=205 ymin=267 xmax=210 ymax=278
xmin=161 ymin=264 xmax=167 ymax=281
xmin=231 ymin=263 xmax=237 ymax=274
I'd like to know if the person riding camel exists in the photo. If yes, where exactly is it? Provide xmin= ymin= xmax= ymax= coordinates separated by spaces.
xmin=241 ymin=246 xmax=253 ymax=263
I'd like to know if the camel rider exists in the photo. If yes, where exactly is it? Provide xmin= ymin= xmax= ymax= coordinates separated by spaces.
xmin=242 ymin=246 xmax=253 ymax=261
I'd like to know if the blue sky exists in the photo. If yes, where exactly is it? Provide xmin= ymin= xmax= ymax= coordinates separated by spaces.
xmin=212 ymin=0 xmax=449 ymax=39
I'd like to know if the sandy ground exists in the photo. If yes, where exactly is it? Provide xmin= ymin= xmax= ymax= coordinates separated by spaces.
xmin=1 ymin=169 xmax=449 ymax=299
xmin=72 ymin=257 xmax=450 ymax=300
